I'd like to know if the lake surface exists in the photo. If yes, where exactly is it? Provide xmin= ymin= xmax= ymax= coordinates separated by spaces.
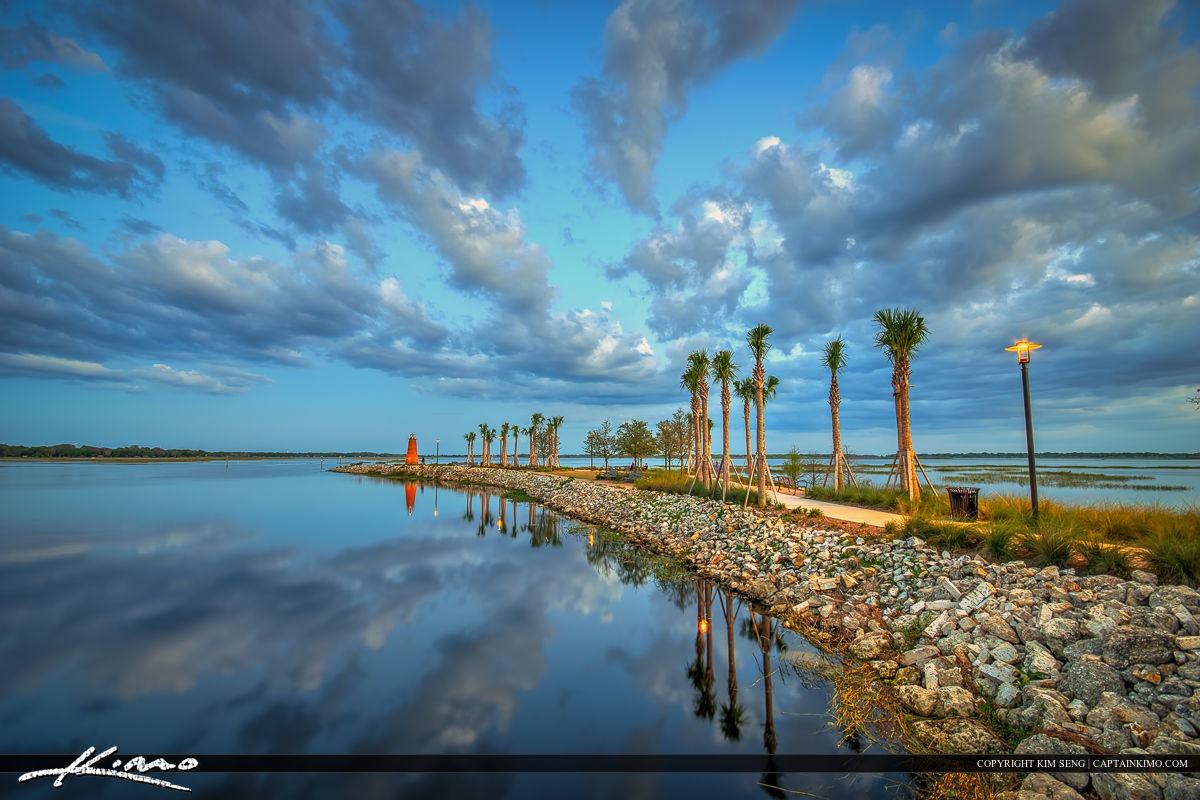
xmin=0 ymin=460 xmax=905 ymax=799
xmin=550 ymin=455 xmax=1200 ymax=509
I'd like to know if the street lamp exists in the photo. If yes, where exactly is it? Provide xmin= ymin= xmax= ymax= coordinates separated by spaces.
xmin=435 ymin=439 xmax=440 ymax=465
xmin=1004 ymin=339 xmax=1042 ymax=522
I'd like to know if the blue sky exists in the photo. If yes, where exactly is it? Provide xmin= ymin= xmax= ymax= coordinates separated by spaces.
xmin=2 ymin=0 xmax=1198 ymax=455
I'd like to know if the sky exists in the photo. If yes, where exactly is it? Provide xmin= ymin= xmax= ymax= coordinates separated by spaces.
xmin=1 ymin=0 xmax=1199 ymax=456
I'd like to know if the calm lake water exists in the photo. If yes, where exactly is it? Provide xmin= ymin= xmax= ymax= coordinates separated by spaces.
xmin=551 ymin=456 xmax=1200 ymax=510
xmin=0 ymin=460 xmax=906 ymax=799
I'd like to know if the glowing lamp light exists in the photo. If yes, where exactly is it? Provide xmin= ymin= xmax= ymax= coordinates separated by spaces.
xmin=1003 ymin=339 xmax=1043 ymax=521
xmin=1004 ymin=340 xmax=1042 ymax=364
xmin=698 ymin=618 xmax=710 ymax=634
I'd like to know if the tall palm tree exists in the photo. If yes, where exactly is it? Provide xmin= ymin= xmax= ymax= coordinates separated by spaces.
xmin=746 ymin=324 xmax=774 ymax=507
xmin=511 ymin=425 xmax=521 ymax=467
xmin=464 ymin=431 xmax=476 ymax=466
xmin=821 ymin=336 xmax=849 ymax=491
xmin=710 ymin=350 xmax=738 ymax=492
xmin=528 ymin=413 xmax=544 ymax=467
xmin=735 ymin=377 xmax=754 ymax=479
xmin=499 ymin=422 xmax=510 ymax=467
xmin=484 ymin=426 xmax=497 ymax=468
xmin=550 ymin=415 xmax=565 ymax=468
xmin=685 ymin=350 xmax=713 ymax=487
xmin=680 ymin=359 xmax=704 ymax=478
xmin=478 ymin=423 xmax=490 ymax=466
xmin=873 ymin=308 xmax=929 ymax=503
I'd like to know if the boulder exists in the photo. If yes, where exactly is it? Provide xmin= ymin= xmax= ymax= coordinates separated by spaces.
xmin=1102 ymin=628 xmax=1176 ymax=669
xmin=1059 ymin=657 xmax=1126 ymax=707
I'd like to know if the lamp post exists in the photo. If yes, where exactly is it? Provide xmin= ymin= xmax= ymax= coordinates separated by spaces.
xmin=1004 ymin=340 xmax=1042 ymax=522
xmin=435 ymin=439 xmax=440 ymax=465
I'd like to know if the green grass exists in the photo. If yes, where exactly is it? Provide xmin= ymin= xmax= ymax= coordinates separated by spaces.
xmin=804 ymin=480 xmax=947 ymax=515
xmin=632 ymin=469 xmax=766 ymax=506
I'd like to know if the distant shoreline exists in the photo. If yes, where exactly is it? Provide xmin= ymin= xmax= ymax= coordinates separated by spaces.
xmin=3 ymin=449 xmax=1199 ymax=463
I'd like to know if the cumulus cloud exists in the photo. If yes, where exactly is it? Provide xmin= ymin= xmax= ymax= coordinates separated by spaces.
xmin=620 ymin=0 xmax=1200 ymax=438
xmin=355 ymin=150 xmax=659 ymax=396
xmin=0 ymin=226 xmax=444 ymax=378
xmin=573 ymin=0 xmax=801 ymax=214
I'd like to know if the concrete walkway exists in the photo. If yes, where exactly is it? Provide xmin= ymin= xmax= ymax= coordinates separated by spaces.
xmin=771 ymin=490 xmax=906 ymax=528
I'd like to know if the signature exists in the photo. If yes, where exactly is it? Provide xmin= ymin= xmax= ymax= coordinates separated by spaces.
xmin=19 ymin=746 xmax=198 ymax=792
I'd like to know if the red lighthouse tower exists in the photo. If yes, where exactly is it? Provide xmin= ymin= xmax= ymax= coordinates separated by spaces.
xmin=405 ymin=433 xmax=419 ymax=465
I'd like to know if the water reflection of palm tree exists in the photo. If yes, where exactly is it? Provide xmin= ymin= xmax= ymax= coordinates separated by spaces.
xmin=498 ymin=495 xmax=507 ymax=532
xmin=476 ymin=489 xmax=495 ymax=536
xmin=718 ymin=589 xmax=746 ymax=742
xmin=754 ymin=610 xmax=778 ymax=754
xmin=463 ymin=486 xmax=475 ymax=522
xmin=687 ymin=579 xmax=717 ymax=720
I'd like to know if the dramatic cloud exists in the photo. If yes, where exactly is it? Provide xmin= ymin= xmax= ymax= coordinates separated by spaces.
xmin=574 ymin=0 xmax=801 ymax=214
xmin=0 ymin=21 xmax=106 ymax=70
xmin=0 ymin=99 xmax=162 ymax=196
xmin=336 ymin=0 xmax=526 ymax=197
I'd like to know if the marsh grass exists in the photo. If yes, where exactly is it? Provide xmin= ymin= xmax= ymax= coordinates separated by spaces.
xmin=1143 ymin=519 xmax=1200 ymax=587
xmin=805 ymin=481 xmax=948 ymax=515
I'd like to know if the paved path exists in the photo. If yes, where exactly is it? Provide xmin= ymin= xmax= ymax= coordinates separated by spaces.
xmin=771 ymin=490 xmax=906 ymax=528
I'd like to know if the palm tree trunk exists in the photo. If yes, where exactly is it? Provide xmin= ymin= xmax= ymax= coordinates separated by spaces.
xmin=720 ymin=382 xmax=731 ymax=491
xmin=743 ymin=397 xmax=752 ymax=479
xmin=700 ymin=386 xmax=712 ymax=487
xmin=754 ymin=363 xmax=767 ymax=506
xmin=830 ymin=374 xmax=844 ymax=491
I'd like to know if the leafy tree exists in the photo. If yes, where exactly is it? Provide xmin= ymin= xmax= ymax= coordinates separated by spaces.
xmin=656 ymin=408 xmax=690 ymax=471
xmin=615 ymin=419 xmax=659 ymax=469
xmin=584 ymin=418 xmax=618 ymax=469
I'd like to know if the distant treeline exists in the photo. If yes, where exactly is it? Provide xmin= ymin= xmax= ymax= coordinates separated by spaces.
xmin=0 ymin=444 xmax=400 ymax=459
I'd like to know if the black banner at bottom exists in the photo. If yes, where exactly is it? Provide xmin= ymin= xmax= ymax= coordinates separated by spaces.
xmin=3 ymin=753 xmax=1198 ymax=775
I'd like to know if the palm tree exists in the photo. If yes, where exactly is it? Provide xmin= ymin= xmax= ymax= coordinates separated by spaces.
xmin=550 ymin=415 xmax=565 ymax=468
xmin=710 ymin=350 xmax=738 ymax=492
xmin=528 ymin=413 xmax=544 ymax=467
xmin=746 ymin=324 xmax=773 ymax=507
xmin=684 ymin=350 xmax=714 ymax=487
xmin=499 ymin=422 xmax=510 ymax=467
xmin=478 ymin=423 xmax=490 ymax=466
xmin=511 ymin=425 xmax=521 ymax=467
xmin=680 ymin=359 xmax=704 ymax=478
xmin=821 ymin=336 xmax=849 ymax=491
xmin=735 ymin=377 xmax=754 ymax=479
xmin=464 ymin=431 xmax=476 ymax=466
xmin=484 ymin=426 xmax=497 ymax=468
xmin=873 ymin=307 xmax=929 ymax=503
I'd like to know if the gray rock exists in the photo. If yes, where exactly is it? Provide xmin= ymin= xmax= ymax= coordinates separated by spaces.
xmin=1150 ymin=586 xmax=1200 ymax=613
xmin=912 ymin=717 xmax=1006 ymax=753
xmin=1063 ymin=637 xmax=1103 ymax=661
xmin=1060 ymin=658 xmax=1127 ymax=707
xmin=1163 ymin=774 xmax=1200 ymax=800
xmin=1103 ymin=628 xmax=1177 ymax=669
xmin=1018 ymin=773 xmax=1086 ymax=800
xmin=1091 ymin=771 xmax=1163 ymax=800
xmin=1014 ymin=734 xmax=1089 ymax=792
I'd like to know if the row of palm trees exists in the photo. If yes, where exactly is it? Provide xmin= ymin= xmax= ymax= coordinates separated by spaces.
xmin=463 ymin=413 xmax=567 ymax=468
xmin=682 ymin=308 xmax=929 ymax=506
xmin=680 ymin=323 xmax=779 ymax=507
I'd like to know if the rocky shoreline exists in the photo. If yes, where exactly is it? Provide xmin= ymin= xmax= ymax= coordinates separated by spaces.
xmin=335 ymin=463 xmax=1199 ymax=799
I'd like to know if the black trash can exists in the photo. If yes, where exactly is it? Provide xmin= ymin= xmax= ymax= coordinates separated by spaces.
xmin=947 ymin=486 xmax=980 ymax=520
